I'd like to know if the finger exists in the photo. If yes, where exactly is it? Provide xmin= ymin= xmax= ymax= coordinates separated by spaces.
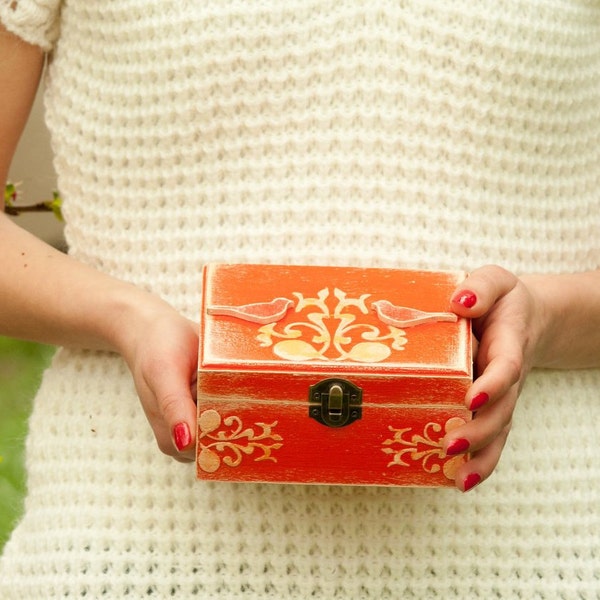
xmin=444 ymin=383 xmax=517 ymax=458
xmin=451 ymin=264 xmax=519 ymax=319
xmin=466 ymin=350 xmax=521 ymax=411
xmin=453 ymin=422 xmax=512 ymax=492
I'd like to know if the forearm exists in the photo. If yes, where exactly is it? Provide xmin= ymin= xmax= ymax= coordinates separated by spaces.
xmin=0 ymin=214 xmax=171 ymax=355
xmin=523 ymin=270 xmax=600 ymax=369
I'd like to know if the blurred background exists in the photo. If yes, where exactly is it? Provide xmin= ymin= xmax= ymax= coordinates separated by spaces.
xmin=1 ymin=74 xmax=60 ymax=553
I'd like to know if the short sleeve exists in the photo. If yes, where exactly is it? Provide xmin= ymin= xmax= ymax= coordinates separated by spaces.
xmin=0 ymin=0 xmax=61 ymax=52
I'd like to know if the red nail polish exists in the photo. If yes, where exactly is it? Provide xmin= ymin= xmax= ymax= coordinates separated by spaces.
xmin=453 ymin=291 xmax=477 ymax=309
xmin=446 ymin=438 xmax=470 ymax=456
xmin=469 ymin=392 xmax=489 ymax=411
xmin=173 ymin=422 xmax=191 ymax=452
xmin=463 ymin=472 xmax=482 ymax=492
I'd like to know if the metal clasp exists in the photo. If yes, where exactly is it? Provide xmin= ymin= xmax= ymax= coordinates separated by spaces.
xmin=309 ymin=378 xmax=362 ymax=428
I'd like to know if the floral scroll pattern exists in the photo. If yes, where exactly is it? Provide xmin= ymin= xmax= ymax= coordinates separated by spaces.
xmin=382 ymin=417 xmax=467 ymax=480
xmin=257 ymin=287 xmax=407 ymax=362
xmin=197 ymin=409 xmax=283 ymax=473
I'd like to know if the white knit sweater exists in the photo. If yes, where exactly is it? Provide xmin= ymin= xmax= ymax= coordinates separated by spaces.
xmin=1 ymin=1 xmax=599 ymax=598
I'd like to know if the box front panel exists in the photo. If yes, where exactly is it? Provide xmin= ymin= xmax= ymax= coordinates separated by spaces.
xmin=196 ymin=398 xmax=470 ymax=487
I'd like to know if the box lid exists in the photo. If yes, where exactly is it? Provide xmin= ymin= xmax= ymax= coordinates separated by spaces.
xmin=200 ymin=264 xmax=471 ymax=378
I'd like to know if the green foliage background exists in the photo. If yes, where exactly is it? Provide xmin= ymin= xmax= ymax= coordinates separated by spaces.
xmin=0 ymin=337 xmax=54 ymax=554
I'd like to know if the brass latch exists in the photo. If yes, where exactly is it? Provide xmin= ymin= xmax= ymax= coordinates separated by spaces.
xmin=309 ymin=378 xmax=362 ymax=428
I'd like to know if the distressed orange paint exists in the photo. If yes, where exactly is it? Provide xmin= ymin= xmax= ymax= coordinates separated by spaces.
xmin=197 ymin=264 xmax=472 ymax=487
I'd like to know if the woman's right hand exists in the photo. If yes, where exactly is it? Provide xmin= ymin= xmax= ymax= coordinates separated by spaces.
xmin=117 ymin=305 xmax=199 ymax=462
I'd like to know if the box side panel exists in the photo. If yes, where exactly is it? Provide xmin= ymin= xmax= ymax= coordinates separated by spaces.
xmin=196 ymin=398 xmax=471 ymax=487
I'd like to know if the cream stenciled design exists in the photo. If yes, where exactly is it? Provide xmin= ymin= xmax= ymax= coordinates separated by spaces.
xmin=197 ymin=409 xmax=283 ymax=473
xmin=209 ymin=287 xmax=436 ymax=362
xmin=382 ymin=417 xmax=467 ymax=481
xmin=257 ymin=287 xmax=408 ymax=362
xmin=208 ymin=287 xmax=459 ymax=362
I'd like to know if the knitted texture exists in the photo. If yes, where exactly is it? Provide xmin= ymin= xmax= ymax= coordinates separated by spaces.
xmin=2 ymin=1 xmax=600 ymax=598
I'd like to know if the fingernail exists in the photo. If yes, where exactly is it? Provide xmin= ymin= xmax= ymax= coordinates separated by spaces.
xmin=463 ymin=472 xmax=482 ymax=492
xmin=446 ymin=438 xmax=470 ymax=456
xmin=469 ymin=392 xmax=489 ymax=411
xmin=452 ymin=291 xmax=477 ymax=309
xmin=173 ymin=422 xmax=192 ymax=452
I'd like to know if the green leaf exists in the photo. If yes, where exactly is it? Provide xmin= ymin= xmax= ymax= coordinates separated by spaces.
xmin=44 ymin=191 xmax=64 ymax=222
xmin=4 ymin=182 xmax=18 ymax=208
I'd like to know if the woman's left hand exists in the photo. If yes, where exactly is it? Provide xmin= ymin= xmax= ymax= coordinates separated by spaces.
xmin=443 ymin=265 xmax=545 ymax=492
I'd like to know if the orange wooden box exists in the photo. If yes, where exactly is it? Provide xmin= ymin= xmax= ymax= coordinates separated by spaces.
xmin=197 ymin=264 xmax=472 ymax=487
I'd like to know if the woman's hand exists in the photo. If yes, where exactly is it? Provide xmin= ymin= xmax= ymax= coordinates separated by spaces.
xmin=117 ymin=305 xmax=199 ymax=462
xmin=443 ymin=265 xmax=600 ymax=491
xmin=443 ymin=265 xmax=546 ymax=492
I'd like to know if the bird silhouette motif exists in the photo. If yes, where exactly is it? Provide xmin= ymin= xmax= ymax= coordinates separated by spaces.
xmin=371 ymin=300 xmax=458 ymax=328
xmin=207 ymin=297 xmax=294 ymax=324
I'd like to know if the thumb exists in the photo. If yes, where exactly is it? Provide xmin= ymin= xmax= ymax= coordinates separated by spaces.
xmin=139 ymin=355 xmax=198 ymax=461
xmin=450 ymin=265 xmax=519 ymax=319
xmin=160 ymin=374 xmax=198 ymax=459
